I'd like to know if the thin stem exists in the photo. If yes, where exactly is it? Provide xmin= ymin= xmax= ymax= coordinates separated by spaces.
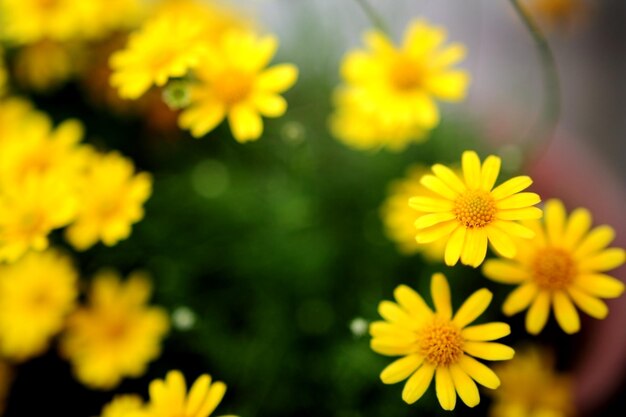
xmin=508 ymin=0 xmax=561 ymax=162
xmin=354 ymin=0 xmax=389 ymax=34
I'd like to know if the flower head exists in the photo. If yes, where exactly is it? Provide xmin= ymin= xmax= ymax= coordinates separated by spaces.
xmin=146 ymin=370 xmax=232 ymax=417
xmin=65 ymin=149 xmax=152 ymax=251
xmin=409 ymin=150 xmax=542 ymax=267
xmin=371 ymin=273 xmax=514 ymax=410
xmin=483 ymin=199 xmax=625 ymax=334
xmin=330 ymin=19 xmax=469 ymax=151
xmin=380 ymin=165 xmax=446 ymax=260
xmin=0 ymin=250 xmax=78 ymax=361
xmin=488 ymin=346 xmax=574 ymax=417
xmin=179 ymin=30 xmax=298 ymax=142
xmin=60 ymin=270 xmax=169 ymax=389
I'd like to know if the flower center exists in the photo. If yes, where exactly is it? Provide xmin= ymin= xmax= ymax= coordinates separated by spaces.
xmin=532 ymin=247 xmax=576 ymax=290
xmin=214 ymin=71 xmax=252 ymax=106
xmin=390 ymin=56 xmax=423 ymax=91
xmin=454 ymin=190 xmax=496 ymax=229
xmin=419 ymin=319 xmax=464 ymax=366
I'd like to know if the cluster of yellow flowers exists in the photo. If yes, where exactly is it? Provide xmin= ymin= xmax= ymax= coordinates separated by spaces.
xmin=110 ymin=0 xmax=298 ymax=143
xmin=0 ymin=99 xmax=152 ymax=259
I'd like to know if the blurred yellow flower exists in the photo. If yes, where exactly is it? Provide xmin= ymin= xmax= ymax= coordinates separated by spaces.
xmin=483 ymin=199 xmax=625 ymax=335
xmin=99 ymin=395 xmax=146 ymax=417
xmin=371 ymin=273 xmax=513 ymax=410
xmin=330 ymin=19 xmax=470 ymax=151
xmin=65 ymin=149 xmax=152 ymax=251
xmin=146 ymin=370 xmax=232 ymax=417
xmin=60 ymin=270 xmax=169 ymax=389
xmin=488 ymin=347 xmax=574 ymax=417
xmin=0 ymin=250 xmax=78 ymax=361
xmin=179 ymin=30 xmax=298 ymax=142
xmin=12 ymin=40 xmax=79 ymax=92
xmin=409 ymin=150 xmax=542 ymax=267
xmin=380 ymin=165 xmax=446 ymax=260
xmin=0 ymin=98 xmax=40 ymax=140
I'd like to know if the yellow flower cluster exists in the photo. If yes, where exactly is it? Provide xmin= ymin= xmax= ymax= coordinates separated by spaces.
xmin=98 ymin=370 xmax=233 ymax=417
xmin=110 ymin=0 xmax=298 ymax=143
xmin=60 ymin=270 xmax=169 ymax=390
xmin=330 ymin=19 xmax=470 ymax=151
xmin=0 ymin=99 xmax=152 ymax=260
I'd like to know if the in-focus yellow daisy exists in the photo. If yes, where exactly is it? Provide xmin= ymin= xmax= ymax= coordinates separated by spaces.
xmin=146 ymin=370 xmax=234 ymax=417
xmin=409 ymin=150 xmax=542 ymax=268
xmin=60 ymin=270 xmax=169 ymax=389
xmin=99 ymin=395 xmax=146 ymax=417
xmin=488 ymin=346 xmax=574 ymax=417
xmin=371 ymin=273 xmax=514 ymax=410
xmin=483 ymin=199 xmax=625 ymax=335
xmin=0 ymin=250 xmax=77 ymax=361
xmin=65 ymin=149 xmax=152 ymax=251
xmin=330 ymin=19 xmax=469 ymax=151
xmin=179 ymin=30 xmax=298 ymax=142
xmin=380 ymin=165 xmax=446 ymax=260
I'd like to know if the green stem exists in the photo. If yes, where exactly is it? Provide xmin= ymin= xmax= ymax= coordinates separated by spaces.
xmin=508 ymin=0 xmax=561 ymax=161
xmin=354 ymin=0 xmax=389 ymax=34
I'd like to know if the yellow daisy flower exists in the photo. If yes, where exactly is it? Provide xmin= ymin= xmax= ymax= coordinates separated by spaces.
xmin=380 ymin=165 xmax=446 ymax=260
xmin=179 ymin=30 xmax=298 ymax=142
xmin=99 ymin=395 xmax=146 ymax=417
xmin=488 ymin=346 xmax=574 ymax=417
xmin=409 ymin=150 xmax=542 ymax=268
xmin=146 ymin=370 xmax=233 ymax=417
xmin=60 ymin=270 xmax=169 ymax=389
xmin=371 ymin=273 xmax=514 ymax=410
xmin=65 ymin=149 xmax=152 ymax=251
xmin=330 ymin=19 xmax=469 ymax=151
xmin=0 ymin=250 xmax=78 ymax=361
xmin=483 ymin=199 xmax=625 ymax=335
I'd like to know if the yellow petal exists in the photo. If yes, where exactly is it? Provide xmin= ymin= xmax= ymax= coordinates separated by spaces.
xmin=452 ymin=289 xmax=492 ymax=328
xmin=431 ymin=273 xmax=452 ymax=319
xmin=482 ymin=260 xmax=530 ymax=284
xmin=573 ymin=225 xmax=615 ymax=258
xmin=185 ymin=375 xmax=211 ymax=417
xmin=166 ymin=370 xmax=187 ymax=412
xmin=545 ymin=199 xmax=566 ymax=245
xmin=461 ymin=322 xmax=510 ymax=341
xmin=444 ymin=226 xmax=466 ymax=266
xmin=420 ymin=174 xmax=459 ymax=200
xmin=432 ymin=164 xmax=466 ymax=194
xmin=369 ymin=321 xmax=414 ymax=338
xmin=370 ymin=338 xmax=416 ymax=356
xmin=252 ymin=94 xmax=287 ymax=117
xmin=525 ymin=291 xmax=550 ymax=334
xmin=450 ymin=364 xmax=480 ymax=408
xmin=432 ymin=44 xmax=467 ymax=68
xmin=394 ymin=285 xmax=434 ymax=320
xmin=502 ymin=283 xmax=539 ymax=315
xmin=562 ymin=207 xmax=592 ymax=250
xmin=402 ymin=363 xmax=436 ymax=404
xmin=409 ymin=196 xmax=455 ymax=212
xmin=496 ymin=207 xmax=543 ymax=221
xmin=462 ymin=151 xmax=481 ymax=190
xmin=416 ymin=222 xmax=458 ymax=244
xmin=179 ymin=102 xmax=225 ymax=138
xmin=486 ymin=225 xmax=517 ymax=258
xmin=495 ymin=193 xmax=541 ymax=210
xmin=457 ymin=355 xmax=500 ymax=389
xmin=196 ymin=381 xmax=226 ymax=417
xmin=228 ymin=105 xmax=263 ymax=142
xmin=415 ymin=212 xmax=457 ymax=229
xmin=491 ymin=176 xmax=533 ymax=200
xmin=574 ymin=274 xmax=625 ymax=299
xmin=567 ymin=287 xmax=608 ymax=319
xmin=553 ymin=291 xmax=580 ymax=334
xmin=435 ymin=366 xmax=457 ymax=410
xmin=381 ymin=354 xmax=424 ymax=384
xmin=425 ymin=71 xmax=470 ymax=102
xmin=257 ymin=64 xmax=298 ymax=92
xmin=577 ymin=248 xmax=625 ymax=272
xmin=412 ymin=93 xmax=440 ymax=128
xmin=463 ymin=342 xmax=515 ymax=361
xmin=480 ymin=155 xmax=501 ymax=192
xmin=491 ymin=220 xmax=535 ymax=239
xmin=460 ymin=228 xmax=488 ymax=268
xmin=378 ymin=301 xmax=418 ymax=330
